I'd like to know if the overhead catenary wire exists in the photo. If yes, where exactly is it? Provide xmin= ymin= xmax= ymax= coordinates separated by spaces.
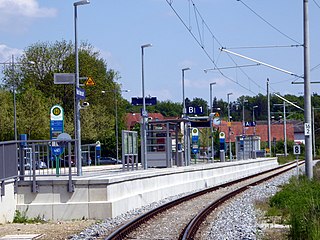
xmin=312 ymin=0 xmax=320 ymax=9
xmin=165 ymin=0 xmax=259 ymax=95
xmin=166 ymin=0 xmax=270 ymax=94
xmin=225 ymin=44 xmax=303 ymax=50
xmin=237 ymin=0 xmax=302 ymax=45
xmin=166 ymin=0 xmax=304 ymax=96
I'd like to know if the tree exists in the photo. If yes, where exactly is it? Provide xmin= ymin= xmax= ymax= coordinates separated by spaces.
xmin=17 ymin=86 xmax=58 ymax=139
xmin=1 ymin=40 xmax=119 ymax=145
xmin=0 ymin=88 xmax=14 ymax=140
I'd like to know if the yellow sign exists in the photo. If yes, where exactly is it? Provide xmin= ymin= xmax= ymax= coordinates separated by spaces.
xmin=85 ymin=77 xmax=95 ymax=86
xmin=215 ymin=112 xmax=220 ymax=117
xmin=227 ymin=121 xmax=232 ymax=127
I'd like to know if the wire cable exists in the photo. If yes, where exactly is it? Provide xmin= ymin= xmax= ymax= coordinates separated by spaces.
xmin=165 ymin=0 xmax=263 ymax=95
xmin=225 ymin=44 xmax=303 ymax=50
xmin=237 ymin=0 xmax=302 ymax=45
xmin=312 ymin=0 xmax=320 ymax=9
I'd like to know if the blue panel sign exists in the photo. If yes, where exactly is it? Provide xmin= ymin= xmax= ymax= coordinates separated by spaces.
xmin=76 ymin=87 xmax=86 ymax=99
xmin=186 ymin=106 xmax=204 ymax=115
xmin=131 ymin=97 xmax=157 ymax=106
xmin=192 ymin=136 xmax=199 ymax=142
xmin=50 ymin=120 xmax=64 ymax=139
xmin=51 ymin=146 xmax=63 ymax=156
xmin=244 ymin=121 xmax=256 ymax=127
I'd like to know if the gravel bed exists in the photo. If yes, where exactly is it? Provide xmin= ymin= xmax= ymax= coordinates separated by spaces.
xmin=206 ymin=168 xmax=300 ymax=240
xmin=69 ymin=167 xmax=301 ymax=240
xmin=69 ymin=189 xmax=202 ymax=239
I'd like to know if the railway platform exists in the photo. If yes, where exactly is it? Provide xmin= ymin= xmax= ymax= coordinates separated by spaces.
xmin=2 ymin=157 xmax=278 ymax=223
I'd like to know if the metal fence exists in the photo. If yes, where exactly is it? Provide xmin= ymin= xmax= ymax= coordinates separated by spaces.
xmin=0 ymin=139 xmax=78 ymax=195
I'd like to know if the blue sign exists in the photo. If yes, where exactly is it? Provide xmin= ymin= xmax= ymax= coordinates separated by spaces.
xmin=191 ymin=135 xmax=199 ymax=153
xmin=76 ymin=87 xmax=86 ymax=99
xmin=96 ymin=145 xmax=101 ymax=158
xmin=51 ymin=146 xmax=63 ymax=156
xmin=192 ymin=135 xmax=199 ymax=142
xmin=192 ymin=148 xmax=199 ymax=154
xmin=186 ymin=106 xmax=204 ymax=115
xmin=245 ymin=121 xmax=256 ymax=127
xmin=131 ymin=97 xmax=157 ymax=106
xmin=140 ymin=108 xmax=148 ymax=117
xmin=50 ymin=120 xmax=64 ymax=139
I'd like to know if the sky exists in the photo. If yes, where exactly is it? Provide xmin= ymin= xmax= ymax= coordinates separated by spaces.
xmin=0 ymin=0 xmax=320 ymax=105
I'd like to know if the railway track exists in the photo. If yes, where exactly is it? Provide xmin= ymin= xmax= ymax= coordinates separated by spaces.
xmin=106 ymin=161 xmax=303 ymax=240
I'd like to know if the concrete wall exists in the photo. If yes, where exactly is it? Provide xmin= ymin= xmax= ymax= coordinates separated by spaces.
xmin=0 ymin=179 xmax=16 ymax=224
xmin=14 ymin=158 xmax=278 ymax=221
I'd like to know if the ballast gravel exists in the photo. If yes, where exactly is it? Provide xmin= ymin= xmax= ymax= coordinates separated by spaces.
xmin=69 ymin=167 xmax=300 ymax=240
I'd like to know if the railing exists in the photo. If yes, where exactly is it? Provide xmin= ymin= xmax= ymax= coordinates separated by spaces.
xmin=0 ymin=139 xmax=78 ymax=196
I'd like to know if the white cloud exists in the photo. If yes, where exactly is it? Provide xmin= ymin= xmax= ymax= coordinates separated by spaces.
xmin=0 ymin=0 xmax=57 ymax=33
xmin=0 ymin=0 xmax=56 ymax=18
xmin=0 ymin=44 xmax=23 ymax=62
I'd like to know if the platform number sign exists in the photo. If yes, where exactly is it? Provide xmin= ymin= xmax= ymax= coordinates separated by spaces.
xmin=293 ymin=145 xmax=301 ymax=155
xmin=187 ymin=106 xmax=204 ymax=115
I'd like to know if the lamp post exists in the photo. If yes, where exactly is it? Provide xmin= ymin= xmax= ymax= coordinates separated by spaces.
xmin=1 ymin=56 xmax=35 ymax=141
xmin=242 ymin=98 xmax=248 ymax=135
xmin=141 ymin=44 xmax=152 ymax=170
xmin=252 ymin=105 xmax=258 ymax=135
xmin=74 ymin=0 xmax=90 ymax=176
xmin=182 ymin=68 xmax=191 ymax=118
xmin=227 ymin=93 xmax=233 ymax=160
xmin=209 ymin=82 xmax=216 ymax=161
xmin=102 ymin=89 xmax=130 ymax=161
xmin=182 ymin=67 xmax=190 ymax=165
xmin=274 ymin=102 xmax=288 ymax=156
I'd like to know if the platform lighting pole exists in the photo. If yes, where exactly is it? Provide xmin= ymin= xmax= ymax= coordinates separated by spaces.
xmin=242 ymin=98 xmax=248 ymax=135
xmin=227 ymin=93 xmax=233 ymax=160
xmin=141 ymin=44 xmax=152 ymax=170
xmin=210 ymin=82 xmax=216 ymax=161
xmin=182 ymin=67 xmax=191 ymax=165
xmin=267 ymin=79 xmax=272 ymax=155
xmin=74 ymin=0 xmax=90 ymax=176
xmin=252 ymin=105 xmax=258 ymax=135
xmin=102 ymin=89 xmax=130 ymax=161
xmin=1 ymin=56 xmax=35 ymax=141
xmin=283 ymin=102 xmax=288 ymax=156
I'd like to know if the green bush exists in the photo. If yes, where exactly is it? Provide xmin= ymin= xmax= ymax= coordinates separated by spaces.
xmin=13 ymin=209 xmax=45 ymax=224
xmin=269 ymin=175 xmax=320 ymax=240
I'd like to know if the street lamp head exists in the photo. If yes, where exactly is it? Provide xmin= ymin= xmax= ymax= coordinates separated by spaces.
xmin=210 ymin=82 xmax=216 ymax=86
xmin=141 ymin=43 xmax=152 ymax=49
xmin=253 ymin=105 xmax=258 ymax=109
xmin=74 ymin=0 xmax=90 ymax=6
xmin=182 ymin=67 xmax=191 ymax=72
xmin=204 ymin=68 xmax=214 ymax=73
xmin=227 ymin=92 xmax=233 ymax=96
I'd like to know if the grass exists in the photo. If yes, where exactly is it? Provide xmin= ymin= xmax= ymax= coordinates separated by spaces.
xmin=13 ymin=208 xmax=45 ymax=224
xmin=260 ymin=161 xmax=320 ymax=240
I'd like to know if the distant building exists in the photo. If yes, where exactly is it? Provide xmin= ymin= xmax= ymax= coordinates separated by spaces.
xmin=125 ymin=114 xmax=303 ymax=144
xmin=213 ymin=120 xmax=295 ymax=143
xmin=125 ymin=113 xmax=166 ymax=130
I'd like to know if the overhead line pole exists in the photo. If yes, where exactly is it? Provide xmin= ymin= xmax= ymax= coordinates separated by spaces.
xmin=303 ymin=0 xmax=313 ymax=179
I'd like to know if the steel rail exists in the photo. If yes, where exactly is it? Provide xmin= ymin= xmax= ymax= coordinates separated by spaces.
xmin=106 ymin=161 xmax=302 ymax=240
xmin=180 ymin=161 xmax=304 ymax=239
